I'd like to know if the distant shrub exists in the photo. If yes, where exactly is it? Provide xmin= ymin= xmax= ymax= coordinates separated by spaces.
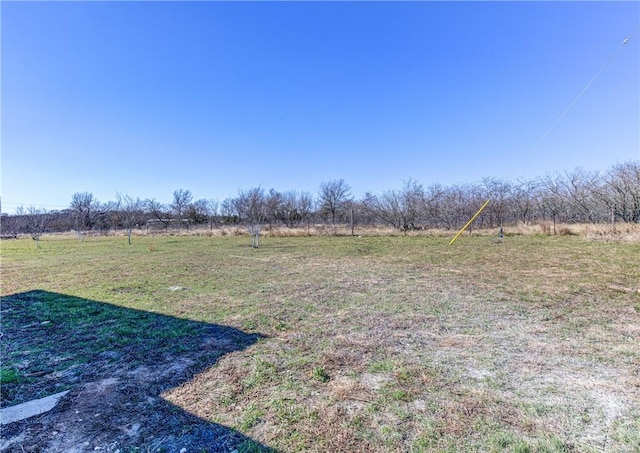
xmin=559 ymin=227 xmax=577 ymax=236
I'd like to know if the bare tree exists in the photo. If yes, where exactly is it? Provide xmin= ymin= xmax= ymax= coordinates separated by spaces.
xmin=318 ymin=179 xmax=351 ymax=234
xmin=601 ymin=162 xmax=640 ymax=223
xmin=94 ymin=201 xmax=115 ymax=234
xmin=436 ymin=183 xmax=484 ymax=231
xmin=561 ymin=168 xmax=600 ymax=223
xmin=116 ymin=194 xmax=143 ymax=245
xmin=370 ymin=180 xmax=427 ymax=234
xmin=358 ymin=192 xmax=379 ymax=228
xmin=187 ymin=199 xmax=209 ymax=226
xmin=279 ymin=190 xmax=312 ymax=229
xmin=265 ymin=189 xmax=284 ymax=229
xmin=539 ymin=173 xmax=568 ymax=234
xmin=482 ymin=177 xmax=513 ymax=228
xmin=512 ymin=179 xmax=538 ymax=224
xmin=145 ymin=199 xmax=172 ymax=231
xmin=344 ymin=197 xmax=373 ymax=236
xmin=370 ymin=189 xmax=407 ymax=231
xmin=299 ymin=191 xmax=314 ymax=233
xmin=401 ymin=180 xmax=427 ymax=231
xmin=233 ymin=187 xmax=267 ymax=248
xmin=171 ymin=189 xmax=194 ymax=230
xmin=424 ymin=184 xmax=446 ymax=228
xmin=69 ymin=192 xmax=100 ymax=237
xmin=16 ymin=206 xmax=50 ymax=247
xmin=206 ymin=198 xmax=220 ymax=231
xmin=220 ymin=197 xmax=238 ymax=226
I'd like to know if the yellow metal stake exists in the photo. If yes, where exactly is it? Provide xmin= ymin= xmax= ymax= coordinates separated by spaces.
xmin=449 ymin=199 xmax=490 ymax=245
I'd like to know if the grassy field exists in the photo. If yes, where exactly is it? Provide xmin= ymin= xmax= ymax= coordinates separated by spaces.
xmin=2 ymin=232 xmax=639 ymax=452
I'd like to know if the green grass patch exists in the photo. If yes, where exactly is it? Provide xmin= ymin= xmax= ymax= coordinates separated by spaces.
xmin=0 ymin=368 xmax=21 ymax=385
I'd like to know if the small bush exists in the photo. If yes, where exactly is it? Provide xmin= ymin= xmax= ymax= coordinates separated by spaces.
xmin=311 ymin=367 xmax=330 ymax=383
xmin=559 ymin=227 xmax=577 ymax=236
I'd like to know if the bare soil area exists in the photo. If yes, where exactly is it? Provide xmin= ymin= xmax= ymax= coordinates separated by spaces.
xmin=1 ymin=291 xmax=269 ymax=453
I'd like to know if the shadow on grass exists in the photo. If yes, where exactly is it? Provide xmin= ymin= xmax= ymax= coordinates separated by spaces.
xmin=1 ymin=290 xmax=274 ymax=452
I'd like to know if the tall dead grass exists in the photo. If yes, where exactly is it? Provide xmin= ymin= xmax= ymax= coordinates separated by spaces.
xmin=515 ymin=221 xmax=640 ymax=242
xmin=25 ymin=222 xmax=640 ymax=243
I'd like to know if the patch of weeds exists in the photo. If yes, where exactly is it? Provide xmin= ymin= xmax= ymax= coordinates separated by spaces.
xmin=349 ymin=414 xmax=365 ymax=430
xmin=288 ymin=355 xmax=313 ymax=370
xmin=279 ymin=376 xmax=300 ymax=392
xmin=394 ymin=367 xmax=411 ymax=382
xmin=245 ymin=314 xmax=271 ymax=331
xmin=410 ymin=417 xmax=441 ymax=451
xmin=273 ymin=319 xmax=290 ymax=331
xmin=307 ymin=408 xmax=320 ymax=423
xmin=279 ymin=429 xmax=308 ymax=452
xmin=0 ymin=368 xmax=21 ymax=384
xmin=272 ymin=398 xmax=307 ymax=425
xmin=368 ymin=358 xmax=394 ymax=373
xmin=536 ymin=437 xmax=577 ymax=452
xmin=243 ymin=359 xmax=277 ymax=389
xmin=380 ymin=425 xmax=403 ymax=448
xmin=393 ymin=404 xmax=414 ymax=422
xmin=239 ymin=404 xmax=265 ymax=431
xmin=366 ymin=402 xmax=381 ymax=414
xmin=609 ymin=416 xmax=640 ymax=448
xmin=482 ymin=374 xmax=505 ymax=391
xmin=489 ymin=431 xmax=574 ymax=453
xmin=523 ymin=401 xmax=552 ymax=417
xmin=242 ymin=319 xmax=258 ymax=331
xmin=311 ymin=366 xmax=330 ymax=383
xmin=490 ymin=431 xmax=527 ymax=450
xmin=377 ymin=381 xmax=414 ymax=405
xmin=218 ymin=391 xmax=236 ymax=408
xmin=389 ymin=388 xmax=412 ymax=402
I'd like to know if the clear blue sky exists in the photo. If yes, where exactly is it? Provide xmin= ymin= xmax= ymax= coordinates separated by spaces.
xmin=2 ymin=1 xmax=639 ymax=213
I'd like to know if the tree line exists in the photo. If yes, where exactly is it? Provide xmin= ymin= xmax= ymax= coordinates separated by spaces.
xmin=3 ymin=161 xmax=639 ymax=247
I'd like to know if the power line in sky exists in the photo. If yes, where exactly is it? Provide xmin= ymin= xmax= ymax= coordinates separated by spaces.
xmin=531 ymin=23 xmax=640 ymax=152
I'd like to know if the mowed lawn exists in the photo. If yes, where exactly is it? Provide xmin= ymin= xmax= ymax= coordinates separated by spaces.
xmin=2 ymin=233 xmax=639 ymax=452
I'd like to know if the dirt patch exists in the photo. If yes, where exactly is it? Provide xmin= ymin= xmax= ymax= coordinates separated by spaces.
xmin=2 ymin=376 xmax=240 ymax=452
xmin=2 ymin=365 xmax=246 ymax=452
xmin=1 ymin=291 xmax=269 ymax=452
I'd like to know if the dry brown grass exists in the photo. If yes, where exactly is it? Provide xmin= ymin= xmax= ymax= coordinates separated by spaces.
xmin=511 ymin=221 xmax=640 ymax=242
xmin=26 ymin=221 xmax=640 ymax=243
